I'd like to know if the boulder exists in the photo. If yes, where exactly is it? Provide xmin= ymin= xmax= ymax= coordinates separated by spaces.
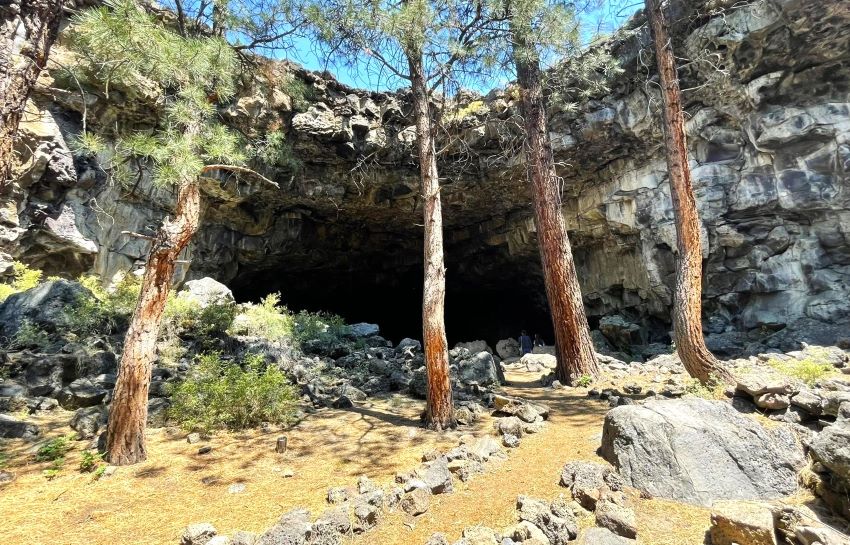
xmin=496 ymin=338 xmax=521 ymax=359
xmin=599 ymin=315 xmax=643 ymax=351
xmin=0 ymin=280 xmax=91 ymax=337
xmin=520 ymin=353 xmax=557 ymax=371
xmin=0 ymin=414 xmax=39 ymax=439
xmin=347 ymin=323 xmax=380 ymax=338
xmin=560 ymin=462 xmax=621 ymax=511
xmin=454 ymin=340 xmax=494 ymax=355
xmin=516 ymin=495 xmax=578 ymax=544
xmin=710 ymin=501 xmax=777 ymax=545
xmin=177 ymin=278 xmax=234 ymax=308
xmin=257 ymin=509 xmax=312 ymax=545
xmin=576 ymin=527 xmax=636 ymax=545
xmin=809 ymin=419 xmax=850 ymax=482
xmin=57 ymin=378 xmax=108 ymax=410
xmin=399 ymin=487 xmax=431 ymax=516
xmin=420 ymin=457 xmax=453 ymax=494
xmin=595 ymin=498 xmax=637 ymax=539
xmin=455 ymin=351 xmax=500 ymax=387
xmin=181 ymin=523 xmax=218 ymax=545
xmin=70 ymin=406 xmax=107 ymax=439
xmin=600 ymin=398 xmax=805 ymax=506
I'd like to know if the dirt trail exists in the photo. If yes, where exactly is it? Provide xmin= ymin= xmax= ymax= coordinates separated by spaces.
xmin=349 ymin=370 xmax=710 ymax=545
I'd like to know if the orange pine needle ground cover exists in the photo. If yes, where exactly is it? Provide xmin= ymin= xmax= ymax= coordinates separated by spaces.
xmin=0 ymin=369 xmax=750 ymax=545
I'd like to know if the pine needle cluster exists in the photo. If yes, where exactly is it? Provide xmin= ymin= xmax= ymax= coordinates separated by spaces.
xmin=69 ymin=0 xmax=245 ymax=187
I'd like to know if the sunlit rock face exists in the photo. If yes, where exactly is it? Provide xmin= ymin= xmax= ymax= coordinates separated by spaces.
xmin=1 ymin=0 xmax=849 ymax=343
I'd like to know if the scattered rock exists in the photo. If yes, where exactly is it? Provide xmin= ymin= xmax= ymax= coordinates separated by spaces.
xmin=595 ymin=498 xmax=637 ymax=539
xmin=576 ymin=527 xmax=636 ymax=545
xmin=181 ymin=523 xmax=218 ymax=545
xmin=710 ymin=500 xmax=777 ymax=545
xmin=502 ymin=434 xmax=520 ymax=448
xmin=0 ymin=414 xmax=39 ymax=439
xmin=400 ymin=487 xmax=431 ymax=516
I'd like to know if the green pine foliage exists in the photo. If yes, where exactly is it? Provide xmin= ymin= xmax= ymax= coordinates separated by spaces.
xmin=69 ymin=0 xmax=244 ymax=187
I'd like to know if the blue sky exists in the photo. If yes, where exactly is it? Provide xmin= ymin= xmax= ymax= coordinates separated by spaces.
xmin=287 ymin=0 xmax=642 ymax=91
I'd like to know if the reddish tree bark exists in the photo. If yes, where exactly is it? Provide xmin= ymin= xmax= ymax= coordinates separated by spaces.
xmin=1 ymin=0 xmax=64 ymax=189
xmin=407 ymin=50 xmax=454 ymax=430
xmin=646 ymin=0 xmax=733 ymax=384
xmin=106 ymin=179 xmax=201 ymax=465
xmin=512 ymin=36 xmax=599 ymax=385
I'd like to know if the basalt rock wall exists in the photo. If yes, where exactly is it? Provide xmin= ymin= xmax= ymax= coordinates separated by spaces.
xmin=1 ymin=0 xmax=849 ymax=344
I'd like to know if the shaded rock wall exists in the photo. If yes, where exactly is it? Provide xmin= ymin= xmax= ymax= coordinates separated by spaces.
xmin=1 ymin=0 xmax=849 ymax=343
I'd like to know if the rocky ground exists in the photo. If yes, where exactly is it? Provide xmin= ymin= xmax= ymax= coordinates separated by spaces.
xmin=2 ymin=277 xmax=850 ymax=544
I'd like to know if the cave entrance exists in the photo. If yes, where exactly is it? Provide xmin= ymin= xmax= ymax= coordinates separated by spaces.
xmin=230 ymin=261 xmax=554 ymax=349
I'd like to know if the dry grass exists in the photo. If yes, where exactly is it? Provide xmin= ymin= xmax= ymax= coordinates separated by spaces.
xmin=1 ymin=366 xmax=801 ymax=545
xmin=0 ymin=394 xmax=487 ymax=545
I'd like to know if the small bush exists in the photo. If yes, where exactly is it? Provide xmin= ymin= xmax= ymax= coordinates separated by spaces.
xmin=36 ymin=435 xmax=74 ymax=463
xmin=7 ymin=319 xmax=51 ymax=350
xmin=684 ymin=375 xmax=725 ymax=400
xmin=575 ymin=375 xmax=593 ymax=387
xmin=168 ymin=352 xmax=299 ymax=432
xmin=163 ymin=296 xmax=235 ymax=339
xmin=229 ymin=293 xmax=294 ymax=341
xmin=293 ymin=310 xmax=347 ymax=344
xmin=282 ymin=76 xmax=314 ymax=112
xmin=79 ymin=450 xmax=104 ymax=473
xmin=68 ymin=274 xmax=141 ymax=335
xmin=0 ymin=261 xmax=43 ymax=301
xmin=769 ymin=351 xmax=836 ymax=386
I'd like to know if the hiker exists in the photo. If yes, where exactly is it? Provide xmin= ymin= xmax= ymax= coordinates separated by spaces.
xmin=519 ymin=330 xmax=533 ymax=355
xmin=533 ymin=333 xmax=545 ymax=347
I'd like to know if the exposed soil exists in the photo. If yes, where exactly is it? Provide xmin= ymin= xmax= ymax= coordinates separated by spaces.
xmin=0 ymin=368 xmax=818 ymax=545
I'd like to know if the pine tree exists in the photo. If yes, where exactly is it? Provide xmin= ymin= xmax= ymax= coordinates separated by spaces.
xmin=70 ymin=0 xmax=280 ymax=464
xmin=0 ymin=0 xmax=65 ymax=189
xmin=480 ymin=0 xmax=619 ymax=384
xmin=644 ymin=0 xmax=733 ymax=384
xmin=306 ymin=0 xmax=493 ymax=429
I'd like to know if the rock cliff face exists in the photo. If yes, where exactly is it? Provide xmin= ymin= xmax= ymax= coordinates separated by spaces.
xmin=1 ymin=0 xmax=849 ymax=344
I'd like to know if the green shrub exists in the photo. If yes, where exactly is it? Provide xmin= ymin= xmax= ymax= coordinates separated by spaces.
xmin=769 ymin=350 xmax=836 ymax=386
xmin=684 ymin=375 xmax=725 ymax=400
xmin=575 ymin=374 xmax=593 ymax=388
xmin=168 ymin=352 xmax=299 ymax=432
xmin=293 ymin=310 xmax=347 ymax=344
xmin=79 ymin=450 xmax=104 ymax=473
xmin=36 ymin=435 xmax=74 ymax=462
xmin=8 ymin=319 xmax=52 ymax=350
xmin=68 ymin=274 xmax=141 ymax=335
xmin=229 ymin=293 xmax=294 ymax=341
xmin=163 ymin=296 xmax=236 ymax=339
xmin=0 ymin=261 xmax=43 ymax=301
xmin=282 ymin=76 xmax=314 ymax=112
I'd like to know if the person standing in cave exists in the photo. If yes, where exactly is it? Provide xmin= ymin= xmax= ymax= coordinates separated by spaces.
xmin=519 ymin=330 xmax=533 ymax=356
xmin=534 ymin=333 xmax=545 ymax=348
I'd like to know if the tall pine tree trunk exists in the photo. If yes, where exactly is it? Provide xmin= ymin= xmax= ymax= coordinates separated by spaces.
xmin=0 ymin=0 xmax=64 ymax=189
xmin=646 ymin=0 xmax=732 ymax=385
xmin=512 ymin=35 xmax=598 ymax=385
xmin=106 ymin=179 xmax=201 ymax=465
xmin=407 ymin=51 xmax=454 ymax=430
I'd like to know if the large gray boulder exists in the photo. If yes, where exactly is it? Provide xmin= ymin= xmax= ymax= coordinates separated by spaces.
xmin=809 ymin=417 xmax=850 ymax=481
xmin=455 ymin=351 xmax=500 ymax=387
xmin=600 ymin=398 xmax=805 ymax=506
xmin=0 ymin=414 xmax=40 ymax=438
xmin=177 ymin=277 xmax=235 ymax=308
xmin=0 ymin=279 xmax=91 ymax=337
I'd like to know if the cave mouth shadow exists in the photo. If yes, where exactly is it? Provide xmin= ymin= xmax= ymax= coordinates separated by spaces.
xmin=230 ymin=266 xmax=554 ymax=347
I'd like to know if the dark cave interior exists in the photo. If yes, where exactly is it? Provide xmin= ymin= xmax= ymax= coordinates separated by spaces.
xmin=230 ymin=261 xmax=558 ymax=348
